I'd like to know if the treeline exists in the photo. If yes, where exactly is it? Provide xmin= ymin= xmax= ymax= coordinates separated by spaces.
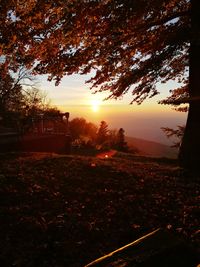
xmin=0 ymin=66 xmax=134 ymax=154
xmin=0 ymin=66 xmax=63 ymax=133
xmin=69 ymin=118 xmax=137 ymax=154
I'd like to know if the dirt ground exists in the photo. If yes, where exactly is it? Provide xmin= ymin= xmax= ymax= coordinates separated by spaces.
xmin=0 ymin=152 xmax=199 ymax=266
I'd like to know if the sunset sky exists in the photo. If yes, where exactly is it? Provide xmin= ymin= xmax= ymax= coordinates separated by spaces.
xmin=37 ymin=74 xmax=187 ymax=145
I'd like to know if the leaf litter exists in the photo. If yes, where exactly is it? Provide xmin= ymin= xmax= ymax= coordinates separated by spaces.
xmin=0 ymin=152 xmax=199 ymax=266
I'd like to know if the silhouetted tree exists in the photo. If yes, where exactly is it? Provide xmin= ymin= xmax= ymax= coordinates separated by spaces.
xmin=107 ymin=129 xmax=118 ymax=148
xmin=69 ymin=117 xmax=97 ymax=143
xmin=162 ymin=126 xmax=185 ymax=148
xmin=23 ymin=88 xmax=50 ymax=117
xmin=1 ymin=0 xmax=200 ymax=169
xmin=69 ymin=118 xmax=87 ymax=141
xmin=85 ymin=122 xmax=98 ymax=143
xmin=115 ymin=128 xmax=129 ymax=152
xmin=0 ymin=65 xmax=60 ymax=132
xmin=0 ymin=67 xmax=25 ymax=129
xmin=96 ymin=121 xmax=109 ymax=147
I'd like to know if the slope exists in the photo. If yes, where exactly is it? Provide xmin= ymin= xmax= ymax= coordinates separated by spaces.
xmin=126 ymin=136 xmax=178 ymax=158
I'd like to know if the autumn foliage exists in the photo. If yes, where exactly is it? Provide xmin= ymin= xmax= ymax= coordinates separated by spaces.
xmin=0 ymin=0 xmax=189 ymax=103
xmin=3 ymin=1 xmax=200 ymax=168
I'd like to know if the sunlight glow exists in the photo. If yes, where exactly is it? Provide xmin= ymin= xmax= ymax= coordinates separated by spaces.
xmin=91 ymin=99 xmax=101 ymax=112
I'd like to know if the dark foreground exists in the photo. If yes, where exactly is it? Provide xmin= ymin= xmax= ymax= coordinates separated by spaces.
xmin=0 ymin=152 xmax=199 ymax=266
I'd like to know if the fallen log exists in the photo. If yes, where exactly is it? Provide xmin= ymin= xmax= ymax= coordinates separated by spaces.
xmin=85 ymin=228 xmax=198 ymax=267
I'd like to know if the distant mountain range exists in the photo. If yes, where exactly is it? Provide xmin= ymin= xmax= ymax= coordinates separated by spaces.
xmin=126 ymin=136 xmax=178 ymax=159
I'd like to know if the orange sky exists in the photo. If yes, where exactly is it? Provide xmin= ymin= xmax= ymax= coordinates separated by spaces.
xmin=37 ymin=74 xmax=187 ymax=145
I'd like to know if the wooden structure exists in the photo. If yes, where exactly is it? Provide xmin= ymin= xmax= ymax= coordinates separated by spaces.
xmin=28 ymin=112 xmax=70 ymax=134
xmin=0 ymin=112 xmax=71 ymax=154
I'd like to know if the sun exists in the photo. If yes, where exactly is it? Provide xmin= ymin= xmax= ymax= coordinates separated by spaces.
xmin=91 ymin=99 xmax=101 ymax=112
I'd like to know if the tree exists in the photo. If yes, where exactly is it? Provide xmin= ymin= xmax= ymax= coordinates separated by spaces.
xmin=0 ymin=66 xmax=25 ymax=129
xmin=160 ymin=88 xmax=187 ymax=149
xmin=85 ymin=122 xmax=98 ymax=142
xmin=1 ymin=1 xmax=199 ymax=169
xmin=0 ymin=70 xmax=22 ymax=113
xmin=108 ymin=129 xmax=118 ymax=148
xmin=115 ymin=128 xmax=129 ymax=152
xmin=0 ymin=62 xmax=44 ymax=131
xmin=23 ymin=88 xmax=50 ymax=117
xmin=96 ymin=121 xmax=109 ymax=146
xmin=69 ymin=117 xmax=97 ymax=142
xmin=161 ymin=126 xmax=185 ymax=148
xmin=0 ymin=64 xmax=60 ymax=132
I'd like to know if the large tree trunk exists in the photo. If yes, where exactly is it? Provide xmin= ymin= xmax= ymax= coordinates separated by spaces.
xmin=179 ymin=0 xmax=200 ymax=170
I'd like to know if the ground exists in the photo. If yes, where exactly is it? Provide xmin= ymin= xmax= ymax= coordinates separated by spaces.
xmin=0 ymin=152 xmax=199 ymax=267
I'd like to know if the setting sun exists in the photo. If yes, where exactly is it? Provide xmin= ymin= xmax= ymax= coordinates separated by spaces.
xmin=91 ymin=99 xmax=101 ymax=112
